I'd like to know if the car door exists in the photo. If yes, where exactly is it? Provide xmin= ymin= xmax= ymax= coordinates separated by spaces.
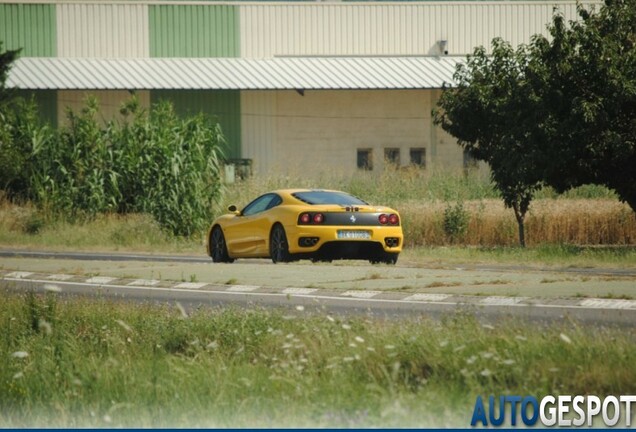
xmin=224 ymin=193 xmax=281 ymax=257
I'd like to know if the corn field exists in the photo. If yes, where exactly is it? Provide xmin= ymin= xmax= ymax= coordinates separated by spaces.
xmin=0 ymin=96 xmax=224 ymax=236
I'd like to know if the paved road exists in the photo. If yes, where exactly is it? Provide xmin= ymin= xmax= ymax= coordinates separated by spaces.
xmin=2 ymin=248 xmax=636 ymax=276
xmin=0 ymin=251 xmax=636 ymax=326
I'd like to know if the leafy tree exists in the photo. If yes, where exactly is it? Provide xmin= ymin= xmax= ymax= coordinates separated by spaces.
xmin=0 ymin=41 xmax=20 ymax=105
xmin=434 ymin=0 xmax=636 ymax=247
xmin=434 ymin=40 xmax=545 ymax=247
xmin=0 ymin=42 xmax=37 ymax=197
xmin=529 ymin=0 xmax=636 ymax=213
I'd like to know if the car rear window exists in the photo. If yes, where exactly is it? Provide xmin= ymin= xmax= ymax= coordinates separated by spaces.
xmin=292 ymin=191 xmax=367 ymax=206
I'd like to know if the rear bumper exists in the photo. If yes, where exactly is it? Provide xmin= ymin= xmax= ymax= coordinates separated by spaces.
xmin=286 ymin=225 xmax=403 ymax=255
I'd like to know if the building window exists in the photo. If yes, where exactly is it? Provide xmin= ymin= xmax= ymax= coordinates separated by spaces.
xmin=463 ymin=148 xmax=478 ymax=169
xmin=410 ymin=148 xmax=426 ymax=168
xmin=384 ymin=148 xmax=400 ymax=167
xmin=357 ymin=149 xmax=373 ymax=170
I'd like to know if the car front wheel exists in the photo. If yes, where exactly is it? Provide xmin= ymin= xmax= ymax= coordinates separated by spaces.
xmin=210 ymin=226 xmax=234 ymax=263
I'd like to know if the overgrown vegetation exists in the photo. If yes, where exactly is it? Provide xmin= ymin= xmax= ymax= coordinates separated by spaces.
xmin=0 ymin=96 xmax=224 ymax=236
xmin=2 ymin=288 xmax=634 ymax=427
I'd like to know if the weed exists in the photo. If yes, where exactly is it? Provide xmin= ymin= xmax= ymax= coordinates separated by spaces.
xmin=599 ymin=293 xmax=633 ymax=300
xmin=443 ymin=201 xmax=469 ymax=243
xmin=2 ymin=288 xmax=634 ymax=427
xmin=425 ymin=281 xmax=462 ymax=288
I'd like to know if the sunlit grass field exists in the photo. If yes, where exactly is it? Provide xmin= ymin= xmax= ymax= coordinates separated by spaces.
xmin=1 ymin=169 xmax=634 ymax=266
xmin=2 ymin=287 xmax=635 ymax=428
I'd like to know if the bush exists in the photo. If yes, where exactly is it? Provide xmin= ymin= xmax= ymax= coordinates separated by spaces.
xmin=443 ymin=201 xmax=469 ymax=243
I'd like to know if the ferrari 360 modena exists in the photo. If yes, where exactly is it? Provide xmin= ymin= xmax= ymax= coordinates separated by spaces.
xmin=206 ymin=189 xmax=403 ymax=264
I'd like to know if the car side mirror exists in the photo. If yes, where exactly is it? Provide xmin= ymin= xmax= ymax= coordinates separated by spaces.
xmin=228 ymin=205 xmax=240 ymax=215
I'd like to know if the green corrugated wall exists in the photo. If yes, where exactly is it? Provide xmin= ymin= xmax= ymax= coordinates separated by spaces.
xmin=0 ymin=4 xmax=56 ymax=56
xmin=151 ymin=90 xmax=241 ymax=160
xmin=149 ymin=5 xmax=239 ymax=57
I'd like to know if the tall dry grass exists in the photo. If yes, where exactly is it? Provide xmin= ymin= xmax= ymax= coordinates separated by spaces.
xmin=2 ymin=169 xmax=634 ymax=249
xmin=218 ymin=169 xmax=635 ymax=247
xmin=401 ymin=199 xmax=636 ymax=247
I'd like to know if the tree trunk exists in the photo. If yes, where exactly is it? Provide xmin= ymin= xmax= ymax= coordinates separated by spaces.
xmin=512 ymin=203 xmax=526 ymax=248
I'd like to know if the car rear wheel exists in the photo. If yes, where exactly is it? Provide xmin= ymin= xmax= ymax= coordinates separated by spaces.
xmin=210 ymin=226 xmax=234 ymax=263
xmin=270 ymin=224 xmax=292 ymax=264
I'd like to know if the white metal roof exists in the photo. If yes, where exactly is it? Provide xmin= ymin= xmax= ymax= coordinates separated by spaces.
xmin=8 ymin=56 xmax=460 ymax=90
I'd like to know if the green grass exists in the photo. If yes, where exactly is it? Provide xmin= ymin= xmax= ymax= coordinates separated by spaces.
xmin=2 ymin=287 xmax=635 ymax=427
xmin=402 ymin=244 xmax=636 ymax=268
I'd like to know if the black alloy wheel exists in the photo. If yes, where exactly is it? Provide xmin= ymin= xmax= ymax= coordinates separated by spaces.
xmin=210 ymin=226 xmax=234 ymax=263
xmin=270 ymin=224 xmax=292 ymax=264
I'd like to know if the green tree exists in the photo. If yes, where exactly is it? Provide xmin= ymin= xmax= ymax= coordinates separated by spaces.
xmin=434 ymin=40 xmax=545 ymax=247
xmin=529 ymin=0 xmax=636 ymax=212
xmin=0 ymin=42 xmax=44 ymax=198
xmin=434 ymin=0 xmax=636 ymax=247
xmin=0 ymin=41 xmax=20 ymax=105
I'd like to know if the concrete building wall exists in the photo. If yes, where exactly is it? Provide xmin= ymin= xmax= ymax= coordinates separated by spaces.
xmin=241 ymin=91 xmax=278 ymax=175
xmin=241 ymin=89 xmax=463 ymax=175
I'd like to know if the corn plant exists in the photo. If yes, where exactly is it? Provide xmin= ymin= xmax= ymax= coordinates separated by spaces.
xmin=1 ymin=95 xmax=225 ymax=236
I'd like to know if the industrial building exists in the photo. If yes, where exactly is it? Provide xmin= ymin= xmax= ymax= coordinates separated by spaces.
xmin=2 ymin=1 xmax=589 ymax=176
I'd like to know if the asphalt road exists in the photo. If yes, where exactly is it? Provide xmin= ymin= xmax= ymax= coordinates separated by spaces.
xmin=1 ymin=249 xmax=635 ymax=326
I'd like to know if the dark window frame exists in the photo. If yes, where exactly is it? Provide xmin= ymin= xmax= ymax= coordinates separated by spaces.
xmin=410 ymin=147 xmax=426 ymax=168
xmin=357 ymin=148 xmax=373 ymax=171
xmin=384 ymin=148 xmax=401 ymax=166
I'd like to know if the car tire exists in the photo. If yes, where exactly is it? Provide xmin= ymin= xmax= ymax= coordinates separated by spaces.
xmin=270 ymin=224 xmax=292 ymax=264
xmin=370 ymin=253 xmax=399 ymax=265
xmin=210 ymin=226 xmax=234 ymax=263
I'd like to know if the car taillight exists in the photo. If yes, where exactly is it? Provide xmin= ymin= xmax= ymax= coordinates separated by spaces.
xmin=379 ymin=214 xmax=399 ymax=225
xmin=299 ymin=212 xmax=325 ymax=225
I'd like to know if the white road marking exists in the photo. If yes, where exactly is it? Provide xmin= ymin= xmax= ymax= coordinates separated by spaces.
xmin=480 ymin=296 xmax=529 ymax=306
xmin=403 ymin=293 xmax=452 ymax=302
xmin=579 ymin=298 xmax=636 ymax=310
xmin=2 ymin=273 xmax=636 ymax=317
xmin=85 ymin=276 xmax=116 ymax=284
xmin=341 ymin=290 xmax=382 ymax=299
xmin=282 ymin=287 xmax=319 ymax=295
xmin=5 ymin=271 xmax=33 ymax=279
xmin=128 ymin=279 xmax=160 ymax=287
xmin=47 ymin=274 xmax=74 ymax=281
xmin=226 ymin=285 xmax=260 ymax=292
xmin=174 ymin=282 xmax=207 ymax=289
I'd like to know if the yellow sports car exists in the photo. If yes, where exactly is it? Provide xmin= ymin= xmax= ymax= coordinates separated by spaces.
xmin=207 ymin=189 xmax=403 ymax=264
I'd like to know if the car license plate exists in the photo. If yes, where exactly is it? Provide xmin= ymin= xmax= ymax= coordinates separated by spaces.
xmin=337 ymin=230 xmax=371 ymax=240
